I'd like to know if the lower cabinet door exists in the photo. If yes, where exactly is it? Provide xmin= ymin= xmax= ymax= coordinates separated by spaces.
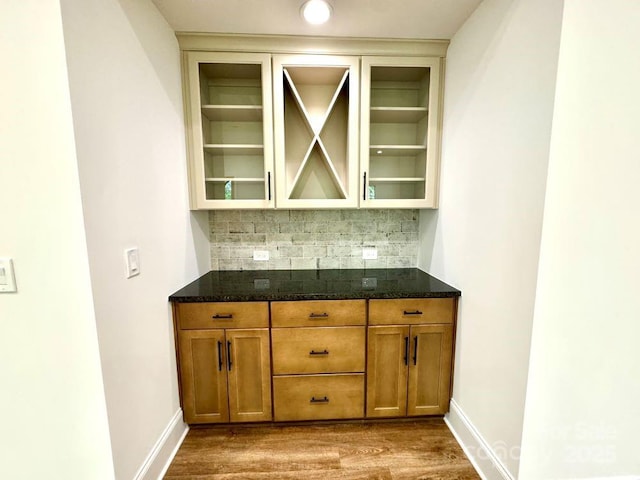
xmin=273 ymin=374 xmax=364 ymax=421
xmin=179 ymin=329 xmax=229 ymax=424
xmin=407 ymin=324 xmax=453 ymax=415
xmin=366 ymin=325 xmax=410 ymax=418
xmin=226 ymin=329 xmax=272 ymax=422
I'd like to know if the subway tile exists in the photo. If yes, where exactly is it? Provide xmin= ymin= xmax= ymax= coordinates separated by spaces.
xmin=255 ymin=222 xmax=280 ymax=233
xmin=242 ymin=259 xmax=268 ymax=270
xmin=303 ymin=245 xmax=327 ymax=258
xmin=263 ymin=210 xmax=290 ymax=222
xmin=318 ymin=257 xmax=341 ymax=269
xmin=304 ymin=222 xmax=328 ymax=233
xmin=210 ymin=222 xmax=229 ymax=234
xmin=228 ymin=222 xmax=255 ymax=234
xmin=352 ymin=222 xmax=378 ymax=234
xmin=390 ymin=209 xmax=418 ymax=221
xmin=218 ymin=258 xmax=243 ymax=270
xmin=240 ymin=210 xmax=266 ymax=222
xmin=279 ymin=222 xmax=305 ymax=233
xmin=387 ymin=256 xmax=414 ymax=268
xmin=212 ymin=210 xmax=242 ymax=223
xmin=270 ymin=258 xmax=292 ymax=270
xmin=291 ymin=258 xmax=317 ymax=269
xmin=210 ymin=245 xmax=230 ymax=259
xmin=240 ymin=234 xmax=266 ymax=245
xmin=213 ymin=234 xmax=237 ymax=245
xmin=341 ymin=257 xmax=364 ymax=269
xmin=401 ymin=221 xmax=418 ymax=233
xmin=387 ymin=232 xmax=418 ymax=243
xmin=377 ymin=222 xmax=402 ymax=233
xmin=326 ymin=221 xmax=351 ymax=234
xmin=364 ymin=257 xmax=388 ymax=269
xmin=210 ymin=258 xmax=219 ymax=271
xmin=278 ymin=245 xmax=303 ymax=258
xmin=327 ymin=245 xmax=351 ymax=257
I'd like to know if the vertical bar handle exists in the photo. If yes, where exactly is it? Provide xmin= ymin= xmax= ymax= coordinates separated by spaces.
xmin=227 ymin=340 xmax=232 ymax=371
xmin=404 ymin=336 xmax=409 ymax=366
xmin=413 ymin=336 xmax=418 ymax=366
xmin=363 ymin=172 xmax=367 ymax=200
xmin=267 ymin=171 xmax=272 ymax=201
xmin=217 ymin=340 xmax=223 ymax=371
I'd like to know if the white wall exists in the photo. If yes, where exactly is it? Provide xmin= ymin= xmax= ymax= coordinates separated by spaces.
xmin=519 ymin=1 xmax=640 ymax=477
xmin=60 ymin=0 xmax=210 ymax=478
xmin=418 ymin=0 xmax=563 ymax=476
xmin=0 ymin=1 xmax=115 ymax=478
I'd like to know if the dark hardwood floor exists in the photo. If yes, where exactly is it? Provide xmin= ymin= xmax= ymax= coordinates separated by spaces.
xmin=164 ymin=419 xmax=480 ymax=479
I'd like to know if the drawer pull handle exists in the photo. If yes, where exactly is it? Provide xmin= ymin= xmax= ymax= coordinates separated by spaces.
xmin=403 ymin=310 xmax=423 ymax=316
xmin=310 ymin=396 xmax=329 ymax=403
xmin=309 ymin=349 xmax=329 ymax=356
xmin=309 ymin=312 xmax=329 ymax=319
xmin=212 ymin=314 xmax=233 ymax=319
xmin=413 ymin=336 xmax=418 ymax=366
xmin=217 ymin=341 xmax=223 ymax=371
xmin=404 ymin=336 xmax=409 ymax=366
xmin=227 ymin=341 xmax=233 ymax=371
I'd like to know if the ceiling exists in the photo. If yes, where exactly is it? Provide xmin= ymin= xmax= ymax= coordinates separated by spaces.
xmin=151 ymin=0 xmax=483 ymax=40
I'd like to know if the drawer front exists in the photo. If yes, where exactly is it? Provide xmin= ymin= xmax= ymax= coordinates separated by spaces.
xmin=271 ymin=300 xmax=366 ymax=327
xmin=273 ymin=374 xmax=364 ymax=421
xmin=271 ymin=327 xmax=365 ymax=374
xmin=177 ymin=302 xmax=269 ymax=329
xmin=368 ymin=298 xmax=455 ymax=325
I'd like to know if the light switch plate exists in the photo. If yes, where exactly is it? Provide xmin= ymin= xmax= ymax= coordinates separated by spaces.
xmin=125 ymin=248 xmax=140 ymax=278
xmin=0 ymin=258 xmax=17 ymax=293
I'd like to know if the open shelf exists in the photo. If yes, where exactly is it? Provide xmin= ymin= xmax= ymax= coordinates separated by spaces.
xmin=370 ymin=107 xmax=428 ymax=123
xmin=201 ymin=105 xmax=263 ymax=122
xmin=203 ymin=144 xmax=264 ymax=155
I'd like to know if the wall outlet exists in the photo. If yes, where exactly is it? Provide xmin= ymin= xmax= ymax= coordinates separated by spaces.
xmin=362 ymin=247 xmax=378 ymax=260
xmin=253 ymin=250 xmax=269 ymax=261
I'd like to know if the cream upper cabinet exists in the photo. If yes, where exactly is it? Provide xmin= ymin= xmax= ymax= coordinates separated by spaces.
xmin=272 ymin=55 xmax=360 ymax=209
xmin=184 ymin=52 xmax=274 ymax=209
xmin=360 ymin=56 xmax=443 ymax=208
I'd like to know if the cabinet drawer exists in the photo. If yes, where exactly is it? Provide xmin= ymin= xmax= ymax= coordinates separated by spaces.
xmin=271 ymin=300 xmax=366 ymax=327
xmin=177 ymin=302 xmax=269 ymax=330
xmin=271 ymin=327 xmax=365 ymax=374
xmin=273 ymin=374 xmax=364 ymax=421
xmin=368 ymin=298 xmax=455 ymax=325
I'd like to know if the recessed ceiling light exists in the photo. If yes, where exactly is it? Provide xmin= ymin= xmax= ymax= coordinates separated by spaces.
xmin=301 ymin=0 xmax=332 ymax=25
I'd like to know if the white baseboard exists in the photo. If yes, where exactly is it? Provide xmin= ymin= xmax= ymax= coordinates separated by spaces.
xmin=444 ymin=399 xmax=515 ymax=480
xmin=133 ymin=408 xmax=189 ymax=480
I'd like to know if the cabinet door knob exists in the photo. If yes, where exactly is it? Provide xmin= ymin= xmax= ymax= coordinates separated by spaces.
xmin=310 ymin=396 xmax=329 ymax=403
xmin=309 ymin=349 xmax=329 ymax=355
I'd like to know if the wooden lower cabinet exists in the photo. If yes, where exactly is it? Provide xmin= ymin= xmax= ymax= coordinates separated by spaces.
xmin=179 ymin=328 xmax=272 ymax=424
xmin=174 ymin=296 xmax=456 ymax=424
xmin=367 ymin=324 xmax=453 ymax=417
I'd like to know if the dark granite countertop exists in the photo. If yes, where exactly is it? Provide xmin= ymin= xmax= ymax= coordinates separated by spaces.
xmin=169 ymin=268 xmax=460 ymax=302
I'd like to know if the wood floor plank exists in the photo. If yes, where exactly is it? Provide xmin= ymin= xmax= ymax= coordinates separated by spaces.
xmin=163 ymin=420 xmax=480 ymax=480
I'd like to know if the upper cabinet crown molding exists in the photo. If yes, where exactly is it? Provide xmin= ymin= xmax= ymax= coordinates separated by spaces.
xmin=176 ymin=33 xmax=449 ymax=57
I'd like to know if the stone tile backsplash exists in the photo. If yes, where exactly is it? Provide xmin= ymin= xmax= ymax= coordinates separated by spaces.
xmin=209 ymin=209 xmax=419 ymax=271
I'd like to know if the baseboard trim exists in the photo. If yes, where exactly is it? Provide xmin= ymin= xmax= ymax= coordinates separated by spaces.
xmin=444 ymin=399 xmax=515 ymax=480
xmin=133 ymin=408 xmax=189 ymax=480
